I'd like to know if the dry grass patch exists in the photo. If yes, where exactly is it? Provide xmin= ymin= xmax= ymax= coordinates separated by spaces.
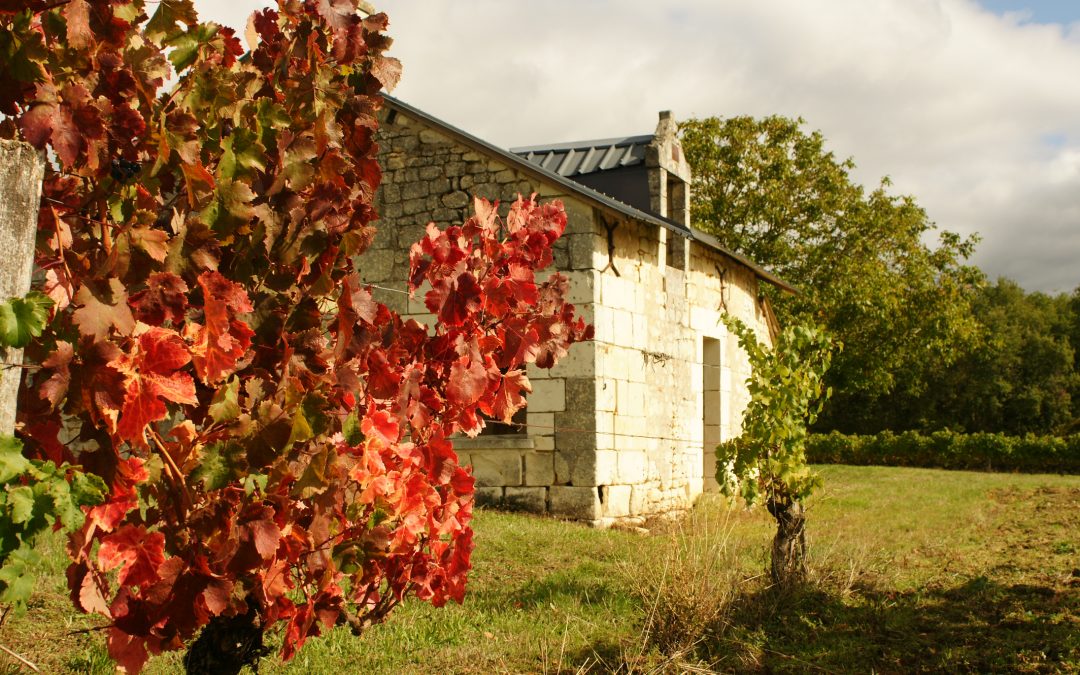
xmin=617 ymin=507 xmax=757 ymax=669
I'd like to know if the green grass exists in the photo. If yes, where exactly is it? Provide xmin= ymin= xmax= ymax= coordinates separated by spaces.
xmin=711 ymin=467 xmax=1080 ymax=673
xmin=1 ymin=465 xmax=1078 ymax=673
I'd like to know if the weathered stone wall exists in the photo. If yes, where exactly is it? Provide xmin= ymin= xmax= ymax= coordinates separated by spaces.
xmin=363 ymin=106 xmax=603 ymax=522
xmin=362 ymin=103 xmax=774 ymax=526
xmin=588 ymin=212 xmax=770 ymax=525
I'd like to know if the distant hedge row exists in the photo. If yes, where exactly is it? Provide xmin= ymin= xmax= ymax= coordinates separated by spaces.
xmin=806 ymin=431 xmax=1080 ymax=474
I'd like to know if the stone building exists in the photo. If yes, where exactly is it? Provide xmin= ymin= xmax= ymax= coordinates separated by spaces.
xmin=361 ymin=96 xmax=791 ymax=526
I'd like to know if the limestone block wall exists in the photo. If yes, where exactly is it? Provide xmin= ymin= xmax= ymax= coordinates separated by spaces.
xmin=363 ymin=105 xmax=602 ymax=521
xmin=589 ymin=214 xmax=772 ymax=524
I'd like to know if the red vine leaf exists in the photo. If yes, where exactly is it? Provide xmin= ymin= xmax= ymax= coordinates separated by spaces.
xmin=202 ymin=579 xmax=232 ymax=616
xmin=425 ymin=272 xmax=482 ymax=326
xmin=44 ymin=268 xmax=74 ymax=312
xmin=98 ymin=526 xmax=166 ymax=588
xmin=39 ymin=341 xmax=73 ymax=408
xmin=188 ymin=271 xmax=253 ymax=385
xmin=107 ymin=626 xmax=150 ymax=675
xmin=488 ymin=369 xmax=531 ymax=423
xmin=246 ymin=518 xmax=280 ymax=560
xmin=446 ymin=357 xmax=491 ymax=409
xmin=84 ymin=457 xmax=148 ymax=534
xmin=68 ymin=563 xmax=112 ymax=616
xmin=181 ymin=162 xmax=216 ymax=208
xmin=111 ymin=325 xmax=197 ymax=447
xmin=130 ymin=226 xmax=170 ymax=262
xmin=64 ymin=0 xmax=92 ymax=49
xmin=370 ymin=56 xmax=402 ymax=92
xmin=315 ymin=0 xmax=357 ymax=31
xmin=19 ymin=100 xmax=56 ymax=149
xmin=361 ymin=410 xmax=398 ymax=445
xmin=130 ymin=272 xmax=189 ymax=326
xmin=51 ymin=104 xmax=83 ymax=168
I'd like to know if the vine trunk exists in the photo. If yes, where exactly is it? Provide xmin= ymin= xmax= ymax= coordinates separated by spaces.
xmin=767 ymin=496 xmax=808 ymax=587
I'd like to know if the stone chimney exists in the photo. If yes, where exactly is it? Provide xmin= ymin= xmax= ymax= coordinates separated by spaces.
xmin=646 ymin=111 xmax=692 ymax=268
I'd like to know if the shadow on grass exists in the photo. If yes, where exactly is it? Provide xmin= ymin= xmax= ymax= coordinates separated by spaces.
xmin=548 ymin=572 xmax=1079 ymax=673
xmin=513 ymin=574 xmax=620 ymax=610
xmin=701 ymin=573 xmax=1080 ymax=673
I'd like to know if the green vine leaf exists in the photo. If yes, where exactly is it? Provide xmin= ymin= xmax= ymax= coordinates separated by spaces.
xmin=0 ymin=435 xmax=30 ymax=483
xmin=717 ymin=316 xmax=836 ymax=506
xmin=0 ymin=436 xmax=106 ymax=608
xmin=208 ymin=377 xmax=241 ymax=423
xmin=0 ymin=292 xmax=52 ymax=349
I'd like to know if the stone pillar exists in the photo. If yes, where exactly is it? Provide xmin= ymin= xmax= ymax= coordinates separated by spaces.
xmin=0 ymin=140 xmax=46 ymax=435
xmin=646 ymin=112 xmax=671 ymax=221
xmin=647 ymin=111 xmax=693 ymax=271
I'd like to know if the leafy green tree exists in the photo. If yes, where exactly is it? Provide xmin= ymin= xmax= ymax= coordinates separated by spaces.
xmin=681 ymin=116 xmax=982 ymax=434
xmin=1067 ymin=287 xmax=1080 ymax=431
xmin=915 ymin=279 xmax=1077 ymax=434
xmin=717 ymin=316 xmax=835 ymax=586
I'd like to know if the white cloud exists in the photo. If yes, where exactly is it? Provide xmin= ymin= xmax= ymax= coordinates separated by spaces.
xmin=193 ymin=0 xmax=1080 ymax=292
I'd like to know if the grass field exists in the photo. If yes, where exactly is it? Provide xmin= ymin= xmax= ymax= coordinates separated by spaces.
xmin=1 ymin=465 xmax=1078 ymax=673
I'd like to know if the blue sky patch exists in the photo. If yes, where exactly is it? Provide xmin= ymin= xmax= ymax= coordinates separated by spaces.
xmin=978 ymin=0 xmax=1080 ymax=25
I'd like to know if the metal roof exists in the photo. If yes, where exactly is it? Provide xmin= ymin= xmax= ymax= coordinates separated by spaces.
xmin=510 ymin=135 xmax=652 ymax=177
xmin=380 ymin=96 xmax=794 ymax=293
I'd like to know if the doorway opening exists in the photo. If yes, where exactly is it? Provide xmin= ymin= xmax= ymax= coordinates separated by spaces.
xmin=702 ymin=337 xmax=722 ymax=491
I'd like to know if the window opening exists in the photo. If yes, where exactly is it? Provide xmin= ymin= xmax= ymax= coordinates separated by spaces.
xmin=482 ymin=406 xmax=528 ymax=435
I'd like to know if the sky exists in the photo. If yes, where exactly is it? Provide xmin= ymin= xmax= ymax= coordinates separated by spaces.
xmin=192 ymin=0 xmax=1080 ymax=293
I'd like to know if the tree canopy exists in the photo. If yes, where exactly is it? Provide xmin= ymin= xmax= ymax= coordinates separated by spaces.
xmin=899 ymin=279 xmax=1080 ymax=435
xmin=681 ymin=115 xmax=983 ymax=433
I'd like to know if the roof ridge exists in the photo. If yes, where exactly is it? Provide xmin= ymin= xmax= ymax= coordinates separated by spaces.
xmin=509 ymin=134 xmax=654 ymax=154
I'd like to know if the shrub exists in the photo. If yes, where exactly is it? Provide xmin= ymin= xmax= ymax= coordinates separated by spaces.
xmin=807 ymin=431 xmax=1080 ymax=474
xmin=1 ymin=1 xmax=590 ymax=671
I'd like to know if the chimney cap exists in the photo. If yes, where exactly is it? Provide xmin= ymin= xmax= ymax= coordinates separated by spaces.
xmin=659 ymin=110 xmax=673 ymax=121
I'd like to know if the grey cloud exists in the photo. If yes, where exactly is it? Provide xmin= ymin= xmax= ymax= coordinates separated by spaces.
xmin=193 ymin=0 xmax=1080 ymax=292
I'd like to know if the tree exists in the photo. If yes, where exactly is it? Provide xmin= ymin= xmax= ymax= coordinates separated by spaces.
xmin=913 ymin=279 xmax=1077 ymax=435
xmin=680 ymin=116 xmax=982 ymax=434
xmin=717 ymin=316 xmax=835 ymax=587
xmin=1067 ymin=287 xmax=1080 ymax=431
xmin=0 ymin=2 xmax=590 ymax=673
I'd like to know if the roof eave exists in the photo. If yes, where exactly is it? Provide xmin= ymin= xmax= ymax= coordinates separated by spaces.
xmin=687 ymin=227 xmax=797 ymax=294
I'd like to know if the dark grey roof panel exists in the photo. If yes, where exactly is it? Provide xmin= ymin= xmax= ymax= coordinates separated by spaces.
xmin=380 ymin=96 xmax=794 ymax=293
xmin=597 ymin=145 xmax=621 ymax=171
xmin=510 ymin=134 xmax=653 ymax=178
xmin=556 ymin=149 xmax=584 ymax=176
